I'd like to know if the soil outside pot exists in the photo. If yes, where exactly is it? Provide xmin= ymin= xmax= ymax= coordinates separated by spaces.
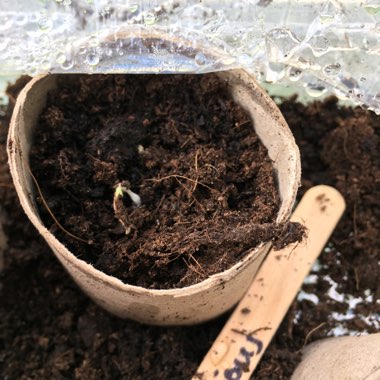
xmin=7 ymin=70 xmax=300 ymax=325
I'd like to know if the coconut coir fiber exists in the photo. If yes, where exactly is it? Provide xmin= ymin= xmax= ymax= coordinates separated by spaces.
xmin=29 ymin=74 xmax=302 ymax=289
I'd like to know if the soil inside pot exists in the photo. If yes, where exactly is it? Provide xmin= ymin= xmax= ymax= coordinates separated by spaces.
xmin=28 ymin=74 xmax=303 ymax=289
xmin=1 ymin=79 xmax=379 ymax=380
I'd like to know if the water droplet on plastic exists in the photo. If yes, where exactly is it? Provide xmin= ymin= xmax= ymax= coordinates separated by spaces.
xmin=29 ymin=13 xmax=38 ymax=23
xmin=305 ymin=82 xmax=327 ymax=98
xmin=266 ymin=62 xmax=285 ymax=82
xmin=360 ymin=77 xmax=367 ymax=82
xmin=341 ymin=76 xmax=359 ymax=91
xmin=288 ymin=67 xmax=303 ymax=82
xmin=41 ymin=59 xmax=51 ymax=70
xmin=195 ymin=52 xmax=207 ymax=66
xmin=104 ymin=47 xmax=113 ymax=57
xmin=374 ymin=93 xmax=380 ymax=102
xmin=268 ymin=28 xmax=290 ymax=39
xmin=61 ymin=59 xmax=74 ymax=70
xmin=253 ymin=70 xmax=264 ymax=82
xmin=63 ymin=0 xmax=72 ymax=5
xmin=38 ymin=18 xmax=53 ymax=32
xmin=27 ymin=66 xmax=39 ymax=76
xmin=100 ymin=6 xmax=111 ymax=17
xmin=128 ymin=4 xmax=139 ymax=13
xmin=269 ymin=62 xmax=285 ymax=74
xmin=78 ymin=46 xmax=87 ymax=55
xmin=375 ymin=22 xmax=380 ymax=33
xmin=311 ymin=36 xmax=329 ymax=54
xmin=144 ymin=13 xmax=156 ymax=25
xmin=39 ymin=34 xmax=50 ymax=45
xmin=266 ymin=28 xmax=300 ymax=61
xmin=13 ymin=56 xmax=22 ymax=66
xmin=88 ymin=36 xmax=100 ymax=48
xmin=56 ymin=53 xmax=66 ymax=65
xmin=56 ymin=0 xmax=63 ymax=2
xmin=85 ymin=53 xmax=99 ymax=66
xmin=0 ymin=15 xmax=13 ymax=31
xmin=27 ymin=55 xmax=37 ymax=65
xmin=296 ymin=57 xmax=312 ymax=70
xmin=15 ymin=14 xmax=28 ymax=26
xmin=323 ymin=63 xmax=342 ymax=77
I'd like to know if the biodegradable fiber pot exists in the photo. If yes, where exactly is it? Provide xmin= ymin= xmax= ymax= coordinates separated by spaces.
xmin=7 ymin=70 xmax=300 ymax=325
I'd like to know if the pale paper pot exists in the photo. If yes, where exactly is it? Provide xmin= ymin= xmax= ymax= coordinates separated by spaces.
xmin=7 ymin=70 xmax=300 ymax=325
xmin=292 ymin=334 xmax=380 ymax=380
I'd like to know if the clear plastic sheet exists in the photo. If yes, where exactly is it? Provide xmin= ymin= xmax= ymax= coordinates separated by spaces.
xmin=0 ymin=0 xmax=380 ymax=113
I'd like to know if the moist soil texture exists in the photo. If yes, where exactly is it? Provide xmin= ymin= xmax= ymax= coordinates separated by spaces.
xmin=1 ymin=77 xmax=379 ymax=380
xmin=28 ymin=74 xmax=303 ymax=289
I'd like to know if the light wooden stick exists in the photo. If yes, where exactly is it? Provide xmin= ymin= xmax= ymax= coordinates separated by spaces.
xmin=193 ymin=185 xmax=346 ymax=380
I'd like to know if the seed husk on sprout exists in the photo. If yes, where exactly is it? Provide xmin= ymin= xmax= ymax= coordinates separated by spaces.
xmin=113 ymin=181 xmax=141 ymax=235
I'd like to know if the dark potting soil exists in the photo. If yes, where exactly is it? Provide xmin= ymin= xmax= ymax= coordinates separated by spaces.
xmin=1 ymin=78 xmax=379 ymax=380
xmin=29 ymin=74 xmax=303 ymax=289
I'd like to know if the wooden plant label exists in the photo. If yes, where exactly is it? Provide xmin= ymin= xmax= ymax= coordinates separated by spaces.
xmin=194 ymin=185 xmax=346 ymax=380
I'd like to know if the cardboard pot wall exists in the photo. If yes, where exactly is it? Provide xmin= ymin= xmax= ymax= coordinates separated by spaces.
xmin=7 ymin=71 xmax=300 ymax=325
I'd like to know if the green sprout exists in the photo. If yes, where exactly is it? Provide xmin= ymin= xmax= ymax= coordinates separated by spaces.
xmin=113 ymin=181 xmax=141 ymax=235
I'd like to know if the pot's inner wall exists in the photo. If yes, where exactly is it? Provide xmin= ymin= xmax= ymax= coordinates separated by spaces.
xmin=221 ymin=72 xmax=299 ymax=222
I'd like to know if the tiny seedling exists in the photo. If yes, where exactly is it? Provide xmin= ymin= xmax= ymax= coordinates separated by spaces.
xmin=113 ymin=180 xmax=141 ymax=235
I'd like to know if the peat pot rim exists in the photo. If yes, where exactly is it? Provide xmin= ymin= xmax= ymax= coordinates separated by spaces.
xmin=8 ymin=71 xmax=300 ymax=323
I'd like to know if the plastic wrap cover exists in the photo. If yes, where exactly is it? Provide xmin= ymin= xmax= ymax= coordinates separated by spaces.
xmin=0 ymin=0 xmax=380 ymax=113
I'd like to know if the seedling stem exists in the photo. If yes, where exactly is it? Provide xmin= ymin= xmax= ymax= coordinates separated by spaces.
xmin=113 ymin=181 xmax=141 ymax=235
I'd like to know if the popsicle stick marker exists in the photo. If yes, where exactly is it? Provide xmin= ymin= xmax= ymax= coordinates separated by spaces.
xmin=193 ymin=185 xmax=345 ymax=380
